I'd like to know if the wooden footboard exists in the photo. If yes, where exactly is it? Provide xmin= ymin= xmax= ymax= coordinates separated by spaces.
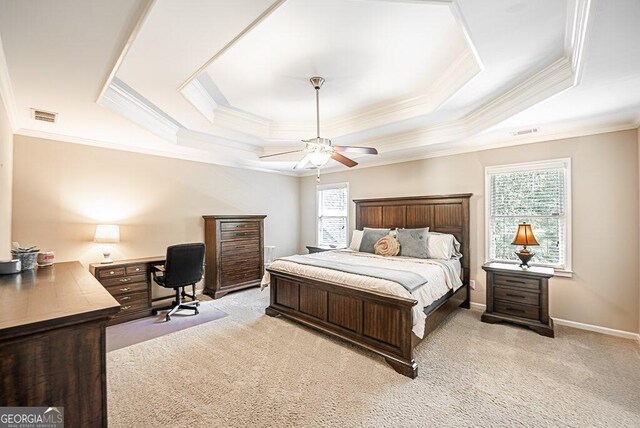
xmin=265 ymin=270 xmax=420 ymax=378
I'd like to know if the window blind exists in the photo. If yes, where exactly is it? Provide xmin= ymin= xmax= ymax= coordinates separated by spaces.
xmin=488 ymin=165 xmax=567 ymax=268
xmin=317 ymin=184 xmax=348 ymax=247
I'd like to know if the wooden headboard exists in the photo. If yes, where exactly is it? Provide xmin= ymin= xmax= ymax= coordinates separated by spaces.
xmin=353 ymin=194 xmax=472 ymax=284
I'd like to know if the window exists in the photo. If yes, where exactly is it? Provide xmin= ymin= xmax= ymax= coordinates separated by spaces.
xmin=486 ymin=159 xmax=571 ymax=274
xmin=317 ymin=183 xmax=349 ymax=247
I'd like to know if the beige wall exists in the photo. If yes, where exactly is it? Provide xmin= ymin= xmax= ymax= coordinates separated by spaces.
xmin=0 ymin=98 xmax=12 ymax=260
xmin=300 ymin=130 xmax=640 ymax=334
xmin=11 ymin=135 xmax=300 ymax=275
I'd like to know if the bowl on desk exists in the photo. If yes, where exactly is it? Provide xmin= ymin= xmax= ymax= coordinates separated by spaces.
xmin=0 ymin=259 xmax=22 ymax=274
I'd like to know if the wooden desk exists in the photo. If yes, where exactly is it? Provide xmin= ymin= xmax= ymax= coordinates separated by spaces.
xmin=89 ymin=256 xmax=165 ymax=325
xmin=0 ymin=261 xmax=120 ymax=427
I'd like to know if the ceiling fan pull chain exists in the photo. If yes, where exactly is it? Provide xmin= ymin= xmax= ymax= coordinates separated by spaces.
xmin=316 ymin=168 xmax=321 ymax=183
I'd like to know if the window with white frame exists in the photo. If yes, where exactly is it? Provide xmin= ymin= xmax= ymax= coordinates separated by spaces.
xmin=317 ymin=183 xmax=349 ymax=247
xmin=486 ymin=158 xmax=571 ymax=272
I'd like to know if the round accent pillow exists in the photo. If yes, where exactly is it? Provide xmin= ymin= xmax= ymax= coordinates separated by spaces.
xmin=374 ymin=235 xmax=400 ymax=257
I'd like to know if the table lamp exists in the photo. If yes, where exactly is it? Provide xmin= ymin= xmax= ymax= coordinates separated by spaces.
xmin=94 ymin=224 xmax=120 ymax=264
xmin=511 ymin=222 xmax=539 ymax=268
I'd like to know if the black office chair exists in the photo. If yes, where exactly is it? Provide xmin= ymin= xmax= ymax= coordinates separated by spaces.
xmin=151 ymin=243 xmax=205 ymax=321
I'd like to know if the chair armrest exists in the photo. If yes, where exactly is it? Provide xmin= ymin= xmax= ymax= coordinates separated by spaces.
xmin=151 ymin=264 xmax=165 ymax=284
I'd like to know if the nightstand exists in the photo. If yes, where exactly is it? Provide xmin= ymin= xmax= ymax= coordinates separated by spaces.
xmin=481 ymin=262 xmax=555 ymax=337
xmin=306 ymin=245 xmax=341 ymax=254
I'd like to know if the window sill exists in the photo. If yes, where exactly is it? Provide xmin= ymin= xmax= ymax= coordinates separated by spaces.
xmin=553 ymin=269 xmax=573 ymax=278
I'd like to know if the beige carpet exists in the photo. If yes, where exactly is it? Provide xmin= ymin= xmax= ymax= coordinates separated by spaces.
xmin=107 ymin=288 xmax=640 ymax=427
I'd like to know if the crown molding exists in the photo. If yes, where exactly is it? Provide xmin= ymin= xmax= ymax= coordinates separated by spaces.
xmin=325 ymin=49 xmax=481 ymax=138
xmin=565 ymin=0 xmax=592 ymax=85
xmin=0 ymin=34 xmax=18 ymax=132
xmin=96 ymin=0 xmax=156 ymax=101
xmin=464 ymin=57 xmax=575 ymax=134
xmin=177 ymin=128 xmax=260 ymax=156
xmin=181 ymin=78 xmax=218 ymax=122
xmin=99 ymin=78 xmax=183 ymax=143
xmin=300 ymin=119 xmax=640 ymax=177
xmin=14 ymin=128 xmax=297 ymax=177
xmin=177 ymin=0 xmax=288 ymax=91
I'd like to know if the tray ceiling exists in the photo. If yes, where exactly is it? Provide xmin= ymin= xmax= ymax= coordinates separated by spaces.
xmin=0 ymin=0 xmax=638 ymax=174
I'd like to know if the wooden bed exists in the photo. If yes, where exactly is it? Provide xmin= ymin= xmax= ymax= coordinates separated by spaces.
xmin=265 ymin=193 xmax=472 ymax=378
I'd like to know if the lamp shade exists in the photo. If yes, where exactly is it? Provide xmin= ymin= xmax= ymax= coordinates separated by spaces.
xmin=94 ymin=225 xmax=120 ymax=243
xmin=511 ymin=223 xmax=539 ymax=246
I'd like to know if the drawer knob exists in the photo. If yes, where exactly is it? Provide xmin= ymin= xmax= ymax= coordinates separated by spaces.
xmin=506 ymin=306 xmax=525 ymax=313
xmin=110 ymin=271 xmax=115 ymax=275
xmin=120 ymin=296 xmax=131 ymax=301
xmin=122 ymin=305 xmax=131 ymax=310
xmin=120 ymin=287 xmax=129 ymax=292
xmin=506 ymin=293 xmax=525 ymax=299
xmin=119 ymin=278 xmax=130 ymax=282
xmin=135 ymin=268 xmax=140 ymax=272
xmin=506 ymin=279 xmax=525 ymax=284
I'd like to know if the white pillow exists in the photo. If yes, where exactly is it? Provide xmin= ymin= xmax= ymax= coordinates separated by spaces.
xmin=349 ymin=230 xmax=364 ymax=251
xmin=427 ymin=233 xmax=457 ymax=260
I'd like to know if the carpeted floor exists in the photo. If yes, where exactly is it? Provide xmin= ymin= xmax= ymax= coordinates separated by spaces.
xmin=107 ymin=288 xmax=640 ymax=427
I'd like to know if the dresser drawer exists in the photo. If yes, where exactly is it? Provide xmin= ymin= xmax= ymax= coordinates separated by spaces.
xmin=493 ymin=274 xmax=540 ymax=291
xmin=97 ymin=267 xmax=125 ymax=279
xmin=221 ymin=229 xmax=260 ymax=241
xmin=494 ymin=286 xmax=539 ymax=306
xmin=106 ymin=281 xmax=148 ymax=297
xmin=494 ymin=301 xmax=539 ymax=320
xmin=221 ymin=239 xmax=260 ymax=254
xmin=222 ymin=253 xmax=261 ymax=265
xmin=126 ymin=264 xmax=147 ymax=275
xmin=222 ymin=268 xmax=261 ymax=287
xmin=114 ymin=290 xmax=148 ymax=306
xmin=101 ymin=273 xmax=148 ymax=287
xmin=222 ymin=258 xmax=260 ymax=274
xmin=221 ymin=222 xmax=260 ymax=232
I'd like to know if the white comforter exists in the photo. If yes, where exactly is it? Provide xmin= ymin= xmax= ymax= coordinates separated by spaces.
xmin=261 ymin=250 xmax=463 ymax=338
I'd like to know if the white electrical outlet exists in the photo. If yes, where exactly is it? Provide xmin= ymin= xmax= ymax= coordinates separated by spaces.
xmin=469 ymin=280 xmax=476 ymax=290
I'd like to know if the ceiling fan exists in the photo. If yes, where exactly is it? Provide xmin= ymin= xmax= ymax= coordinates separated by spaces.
xmin=259 ymin=77 xmax=378 ymax=171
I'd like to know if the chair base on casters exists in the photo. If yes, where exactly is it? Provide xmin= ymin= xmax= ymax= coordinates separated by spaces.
xmin=152 ymin=284 xmax=200 ymax=321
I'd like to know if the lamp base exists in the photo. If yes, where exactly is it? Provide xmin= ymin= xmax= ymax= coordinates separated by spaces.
xmin=100 ymin=249 xmax=113 ymax=264
xmin=515 ymin=251 xmax=534 ymax=268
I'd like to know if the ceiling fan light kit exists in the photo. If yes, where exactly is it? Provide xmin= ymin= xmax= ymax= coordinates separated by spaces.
xmin=260 ymin=76 xmax=378 ymax=180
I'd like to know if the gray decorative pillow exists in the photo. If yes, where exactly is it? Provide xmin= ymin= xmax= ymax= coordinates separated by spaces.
xmin=397 ymin=227 xmax=429 ymax=259
xmin=359 ymin=227 xmax=391 ymax=254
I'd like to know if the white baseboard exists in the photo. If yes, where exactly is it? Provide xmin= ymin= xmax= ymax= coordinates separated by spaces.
xmin=466 ymin=302 xmax=640 ymax=342
xmin=469 ymin=302 xmax=486 ymax=312
xmin=552 ymin=318 xmax=640 ymax=342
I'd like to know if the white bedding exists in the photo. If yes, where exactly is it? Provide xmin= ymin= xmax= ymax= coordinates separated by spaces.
xmin=261 ymin=250 xmax=463 ymax=338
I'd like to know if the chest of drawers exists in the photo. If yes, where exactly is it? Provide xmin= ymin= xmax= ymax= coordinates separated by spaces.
xmin=481 ymin=262 xmax=555 ymax=337
xmin=203 ymin=215 xmax=266 ymax=299
xmin=90 ymin=258 xmax=163 ymax=325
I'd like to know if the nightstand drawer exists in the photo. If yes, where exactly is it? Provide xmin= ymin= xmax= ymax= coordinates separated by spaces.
xmin=494 ymin=301 xmax=539 ymax=320
xmin=494 ymin=286 xmax=539 ymax=306
xmin=494 ymin=274 xmax=540 ymax=291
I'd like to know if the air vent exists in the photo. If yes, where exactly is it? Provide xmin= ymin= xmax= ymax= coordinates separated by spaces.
xmin=31 ymin=109 xmax=57 ymax=123
xmin=511 ymin=128 xmax=538 ymax=136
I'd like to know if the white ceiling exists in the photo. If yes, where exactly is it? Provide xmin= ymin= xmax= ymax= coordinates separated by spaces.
xmin=0 ymin=0 xmax=638 ymax=175
xmin=205 ymin=0 xmax=468 ymax=123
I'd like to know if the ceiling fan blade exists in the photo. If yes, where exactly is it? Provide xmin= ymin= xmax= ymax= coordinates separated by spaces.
xmin=333 ymin=146 xmax=378 ymax=155
xmin=259 ymin=149 xmax=304 ymax=159
xmin=293 ymin=154 xmax=311 ymax=170
xmin=331 ymin=152 xmax=358 ymax=168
